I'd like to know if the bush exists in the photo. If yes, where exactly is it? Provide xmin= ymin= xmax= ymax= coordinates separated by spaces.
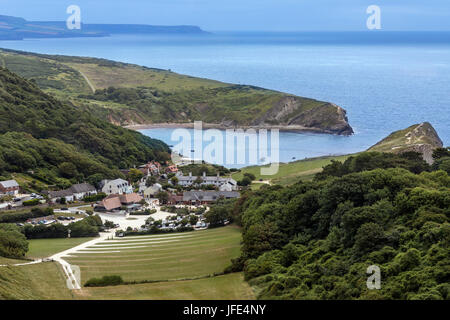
xmin=130 ymin=209 xmax=157 ymax=215
xmin=83 ymin=193 xmax=107 ymax=202
xmin=0 ymin=207 xmax=53 ymax=223
xmin=84 ymin=275 xmax=124 ymax=287
xmin=0 ymin=224 xmax=28 ymax=258
xmin=22 ymin=199 xmax=40 ymax=206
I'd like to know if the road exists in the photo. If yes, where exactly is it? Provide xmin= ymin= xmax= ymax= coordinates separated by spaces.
xmin=77 ymin=70 xmax=96 ymax=93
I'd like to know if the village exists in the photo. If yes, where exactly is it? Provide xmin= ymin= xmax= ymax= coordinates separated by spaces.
xmin=0 ymin=160 xmax=244 ymax=234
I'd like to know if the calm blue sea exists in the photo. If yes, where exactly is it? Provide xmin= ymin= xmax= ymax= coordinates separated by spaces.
xmin=1 ymin=32 xmax=449 ymax=167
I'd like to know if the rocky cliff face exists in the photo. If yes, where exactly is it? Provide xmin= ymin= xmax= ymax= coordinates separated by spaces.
xmin=369 ymin=122 xmax=444 ymax=164
xmin=251 ymin=96 xmax=354 ymax=135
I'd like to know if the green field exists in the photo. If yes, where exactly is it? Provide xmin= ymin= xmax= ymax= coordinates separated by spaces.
xmin=1 ymin=226 xmax=251 ymax=300
xmin=65 ymin=226 xmax=242 ymax=284
xmin=76 ymin=272 xmax=254 ymax=300
xmin=27 ymin=237 xmax=95 ymax=259
xmin=0 ymin=256 xmax=27 ymax=265
xmin=0 ymin=262 xmax=74 ymax=300
xmin=232 ymin=154 xmax=352 ymax=186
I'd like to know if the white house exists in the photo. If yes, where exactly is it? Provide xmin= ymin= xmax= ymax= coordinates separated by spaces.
xmin=0 ymin=180 xmax=20 ymax=195
xmin=47 ymin=183 xmax=97 ymax=203
xmin=176 ymin=172 xmax=237 ymax=190
xmin=101 ymin=179 xmax=132 ymax=195
xmin=70 ymin=183 xmax=97 ymax=200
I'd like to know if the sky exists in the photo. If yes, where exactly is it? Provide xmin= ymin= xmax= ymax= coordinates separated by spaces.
xmin=1 ymin=0 xmax=450 ymax=31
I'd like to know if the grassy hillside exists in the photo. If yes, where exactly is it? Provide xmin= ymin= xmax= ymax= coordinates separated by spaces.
xmin=1 ymin=226 xmax=252 ymax=300
xmin=26 ymin=238 xmax=95 ymax=259
xmin=232 ymin=155 xmax=351 ymax=187
xmin=77 ymin=272 xmax=254 ymax=300
xmin=0 ymin=67 xmax=169 ymax=187
xmin=369 ymin=122 xmax=443 ymax=164
xmin=0 ymin=262 xmax=73 ymax=300
xmin=65 ymin=226 xmax=242 ymax=283
xmin=0 ymin=49 xmax=353 ymax=135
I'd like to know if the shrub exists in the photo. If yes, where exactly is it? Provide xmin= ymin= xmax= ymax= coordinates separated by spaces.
xmin=0 ymin=224 xmax=28 ymax=258
xmin=0 ymin=207 xmax=53 ymax=223
xmin=83 ymin=193 xmax=107 ymax=202
xmin=22 ymin=199 xmax=40 ymax=206
xmin=84 ymin=275 xmax=124 ymax=287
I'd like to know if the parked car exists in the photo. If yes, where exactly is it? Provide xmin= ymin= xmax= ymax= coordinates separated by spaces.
xmin=60 ymin=207 xmax=69 ymax=211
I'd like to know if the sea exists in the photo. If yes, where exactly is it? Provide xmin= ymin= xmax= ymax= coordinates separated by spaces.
xmin=1 ymin=32 xmax=449 ymax=168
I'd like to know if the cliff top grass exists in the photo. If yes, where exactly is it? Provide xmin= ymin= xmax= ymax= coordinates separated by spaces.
xmin=369 ymin=122 xmax=443 ymax=153
xmin=0 ymin=48 xmax=351 ymax=134
xmin=231 ymin=154 xmax=351 ymax=186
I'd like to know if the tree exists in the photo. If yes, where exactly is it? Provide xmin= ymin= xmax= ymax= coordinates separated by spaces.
xmin=432 ymin=147 xmax=450 ymax=160
xmin=189 ymin=215 xmax=199 ymax=225
xmin=128 ymin=168 xmax=144 ymax=183
xmin=194 ymin=176 xmax=203 ymax=185
xmin=353 ymin=223 xmax=386 ymax=255
xmin=205 ymin=205 xmax=229 ymax=227
xmin=171 ymin=176 xmax=179 ymax=185
xmin=58 ymin=162 xmax=78 ymax=178
xmin=156 ymin=191 xmax=169 ymax=204
xmin=238 ymin=176 xmax=252 ymax=186
xmin=244 ymin=172 xmax=256 ymax=181
xmin=146 ymin=176 xmax=157 ymax=187
xmin=0 ymin=224 xmax=28 ymax=258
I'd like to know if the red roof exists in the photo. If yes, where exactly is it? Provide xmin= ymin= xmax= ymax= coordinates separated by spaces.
xmin=99 ymin=193 xmax=143 ymax=211
xmin=119 ymin=193 xmax=143 ymax=204
xmin=101 ymin=195 xmax=122 ymax=211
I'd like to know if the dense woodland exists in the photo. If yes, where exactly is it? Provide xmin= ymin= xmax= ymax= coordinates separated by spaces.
xmin=0 ymin=67 xmax=170 ymax=187
xmin=216 ymin=150 xmax=450 ymax=300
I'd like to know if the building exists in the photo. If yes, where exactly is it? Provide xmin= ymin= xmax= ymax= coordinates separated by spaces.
xmin=143 ymin=183 xmax=163 ymax=199
xmin=168 ymin=193 xmax=183 ymax=205
xmin=48 ymin=189 xmax=74 ymax=203
xmin=139 ymin=161 xmax=161 ymax=176
xmin=0 ymin=180 xmax=20 ymax=195
xmin=182 ymin=191 xmax=240 ymax=205
xmin=177 ymin=172 xmax=237 ymax=190
xmin=166 ymin=165 xmax=179 ymax=174
xmin=96 ymin=193 xmax=144 ymax=212
xmin=101 ymin=179 xmax=132 ymax=195
xmin=47 ymin=183 xmax=97 ymax=203
xmin=70 ymin=183 xmax=97 ymax=200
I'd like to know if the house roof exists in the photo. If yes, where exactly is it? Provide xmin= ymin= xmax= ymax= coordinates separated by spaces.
xmin=183 ymin=191 xmax=240 ymax=202
xmin=100 ymin=195 xmax=123 ymax=211
xmin=168 ymin=194 xmax=183 ymax=203
xmin=48 ymin=189 xmax=73 ymax=199
xmin=99 ymin=193 xmax=143 ymax=211
xmin=177 ymin=175 xmax=236 ymax=184
xmin=0 ymin=180 xmax=19 ymax=188
xmin=119 ymin=193 xmax=143 ymax=204
xmin=69 ymin=183 xmax=96 ymax=193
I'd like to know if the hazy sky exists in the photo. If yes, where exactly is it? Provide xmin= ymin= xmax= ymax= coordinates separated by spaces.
xmin=2 ymin=0 xmax=450 ymax=31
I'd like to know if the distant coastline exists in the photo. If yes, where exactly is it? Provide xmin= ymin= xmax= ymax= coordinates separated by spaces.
xmin=126 ymin=122 xmax=349 ymax=135
xmin=0 ymin=15 xmax=208 ymax=41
